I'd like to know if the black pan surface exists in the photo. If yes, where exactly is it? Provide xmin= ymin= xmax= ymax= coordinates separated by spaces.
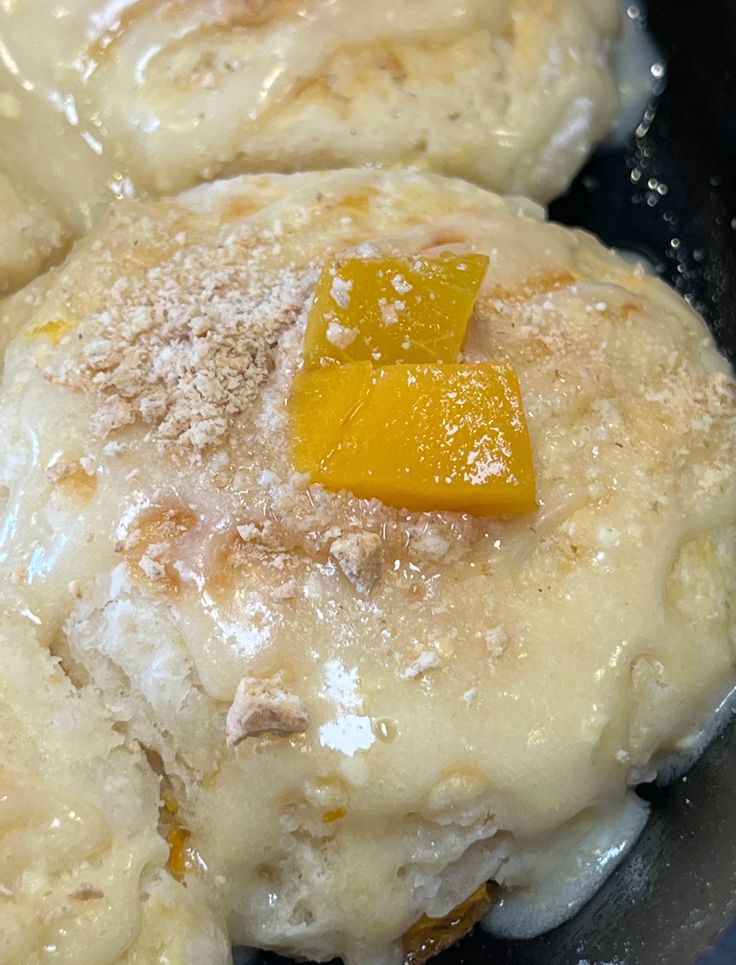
xmin=250 ymin=2 xmax=736 ymax=962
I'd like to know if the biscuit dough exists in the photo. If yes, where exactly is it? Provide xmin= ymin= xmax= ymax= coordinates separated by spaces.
xmin=0 ymin=169 xmax=734 ymax=964
xmin=0 ymin=173 xmax=66 ymax=296
xmin=0 ymin=0 xmax=620 ymax=233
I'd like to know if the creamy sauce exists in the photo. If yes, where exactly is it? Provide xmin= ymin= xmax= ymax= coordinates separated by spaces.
xmin=613 ymin=247 xmax=660 ymax=275
xmin=0 ymin=5 xmax=728 ymax=957
xmin=0 ymin=0 xmax=507 ymax=228
xmin=607 ymin=1 xmax=666 ymax=145
xmin=484 ymin=688 xmax=736 ymax=941
xmin=484 ymin=793 xmax=650 ymax=939
xmin=0 ymin=0 xmax=621 ymax=243
xmin=652 ymin=683 xmax=736 ymax=786
xmin=0 ymin=169 xmax=734 ymax=962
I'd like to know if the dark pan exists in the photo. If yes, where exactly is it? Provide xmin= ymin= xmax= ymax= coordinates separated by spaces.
xmin=248 ymin=1 xmax=736 ymax=961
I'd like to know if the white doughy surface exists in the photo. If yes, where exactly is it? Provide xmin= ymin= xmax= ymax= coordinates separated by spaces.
xmin=0 ymin=0 xmax=620 ymax=238
xmin=0 ymin=172 xmax=66 ymax=296
xmin=0 ymin=169 xmax=735 ymax=964
xmin=0 ymin=616 xmax=230 ymax=965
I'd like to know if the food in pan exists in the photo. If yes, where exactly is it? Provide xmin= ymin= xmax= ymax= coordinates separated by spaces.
xmin=0 ymin=0 xmax=623 ymax=294
xmin=0 ymin=168 xmax=734 ymax=963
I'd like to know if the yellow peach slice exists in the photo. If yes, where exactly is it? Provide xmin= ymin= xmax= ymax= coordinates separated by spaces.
xmin=291 ymin=362 xmax=537 ymax=515
xmin=303 ymin=253 xmax=489 ymax=368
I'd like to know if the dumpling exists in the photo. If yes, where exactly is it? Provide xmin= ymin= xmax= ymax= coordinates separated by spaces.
xmin=1 ymin=169 xmax=734 ymax=964
xmin=0 ymin=0 xmax=620 ymax=237
xmin=0 ymin=0 xmax=626 ymax=298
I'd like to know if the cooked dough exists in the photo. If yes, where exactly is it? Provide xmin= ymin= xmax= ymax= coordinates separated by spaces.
xmin=0 ymin=173 xmax=66 ymax=295
xmin=0 ymin=169 xmax=734 ymax=964
xmin=0 ymin=0 xmax=620 ymax=242
xmin=0 ymin=616 xmax=230 ymax=965
xmin=0 ymin=0 xmax=622 ymax=296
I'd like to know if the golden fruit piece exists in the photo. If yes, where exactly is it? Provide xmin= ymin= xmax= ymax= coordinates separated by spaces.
xmin=403 ymin=882 xmax=499 ymax=964
xmin=303 ymin=253 xmax=489 ymax=368
xmin=291 ymin=362 xmax=537 ymax=516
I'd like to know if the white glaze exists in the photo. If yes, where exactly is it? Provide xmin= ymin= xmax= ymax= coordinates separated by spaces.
xmin=0 ymin=169 xmax=734 ymax=962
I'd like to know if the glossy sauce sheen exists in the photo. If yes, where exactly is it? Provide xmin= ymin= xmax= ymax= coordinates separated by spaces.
xmin=303 ymin=254 xmax=489 ymax=368
xmin=0 ymin=169 xmax=734 ymax=964
xmin=291 ymin=362 xmax=537 ymax=514
xmin=0 ymin=0 xmax=621 ymax=236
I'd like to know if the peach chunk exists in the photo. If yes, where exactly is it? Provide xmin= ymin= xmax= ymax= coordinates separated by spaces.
xmin=303 ymin=253 xmax=489 ymax=368
xmin=291 ymin=362 xmax=537 ymax=515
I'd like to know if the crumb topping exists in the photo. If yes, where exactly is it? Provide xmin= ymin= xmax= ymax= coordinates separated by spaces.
xmin=329 ymin=530 xmax=383 ymax=595
xmin=226 ymin=675 xmax=310 ymax=747
xmin=46 ymin=228 xmax=318 ymax=455
xmin=271 ymin=577 xmax=298 ymax=600
xmin=402 ymin=650 xmax=442 ymax=680
xmin=485 ymin=626 xmax=509 ymax=658
xmin=92 ymin=395 xmax=135 ymax=436
xmin=139 ymin=553 xmax=168 ymax=582
xmin=45 ymin=456 xmax=76 ymax=483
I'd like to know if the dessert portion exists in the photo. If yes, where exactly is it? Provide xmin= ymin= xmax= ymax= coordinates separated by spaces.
xmin=0 ymin=0 xmax=621 ymax=282
xmin=0 ymin=168 xmax=734 ymax=964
